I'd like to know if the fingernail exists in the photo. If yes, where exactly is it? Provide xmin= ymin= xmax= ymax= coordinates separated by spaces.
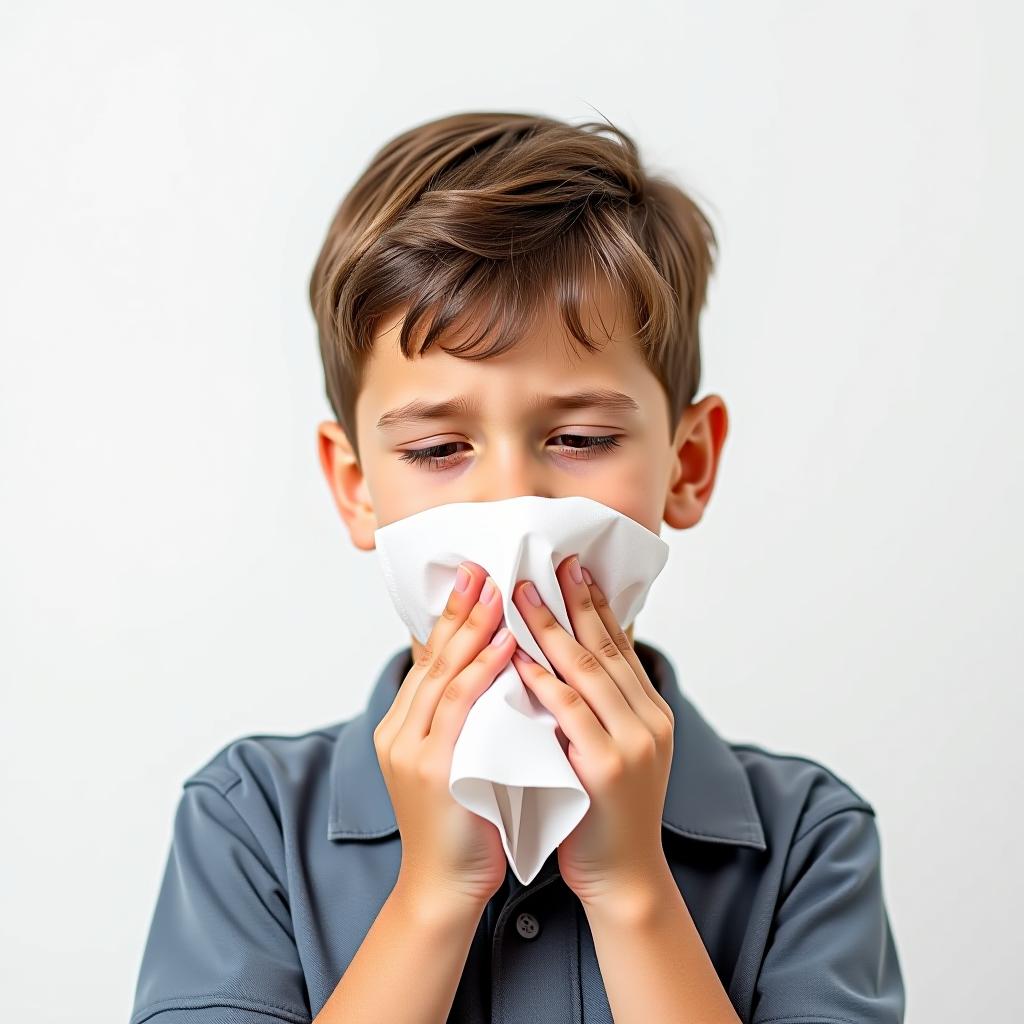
xmin=490 ymin=626 xmax=510 ymax=646
xmin=582 ymin=567 xmax=593 ymax=585
xmin=480 ymin=577 xmax=497 ymax=604
xmin=569 ymin=557 xmax=583 ymax=584
xmin=521 ymin=581 xmax=542 ymax=607
xmin=454 ymin=563 xmax=471 ymax=592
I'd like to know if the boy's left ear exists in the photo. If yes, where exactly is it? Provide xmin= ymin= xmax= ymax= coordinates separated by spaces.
xmin=663 ymin=394 xmax=729 ymax=530
xmin=317 ymin=420 xmax=378 ymax=551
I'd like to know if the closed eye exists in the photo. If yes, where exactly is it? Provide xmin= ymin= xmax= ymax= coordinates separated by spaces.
xmin=398 ymin=434 xmax=622 ymax=470
xmin=550 ymin=433 xmax=622 ymax=456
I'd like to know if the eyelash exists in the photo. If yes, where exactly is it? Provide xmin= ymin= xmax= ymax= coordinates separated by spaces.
xmin=398 ymin=434 xmax=623 ymax=470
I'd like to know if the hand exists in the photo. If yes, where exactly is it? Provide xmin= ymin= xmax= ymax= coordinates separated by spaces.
xmin=373 ymin=561 xmax=516 ymax=910
xmin=510 ymin=556 xmax=675 ymax=906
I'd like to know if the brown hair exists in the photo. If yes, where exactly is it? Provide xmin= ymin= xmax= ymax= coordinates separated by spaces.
xmin=308 ymin=111 xmax=718 ymax=464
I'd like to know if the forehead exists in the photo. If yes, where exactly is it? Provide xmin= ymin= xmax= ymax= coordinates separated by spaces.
xmin=357 ymin=278 xmax=651 ymax=419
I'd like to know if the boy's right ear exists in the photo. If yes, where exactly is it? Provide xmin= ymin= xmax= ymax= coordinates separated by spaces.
xmin=316 ymin=420 xmax=377 ymax=551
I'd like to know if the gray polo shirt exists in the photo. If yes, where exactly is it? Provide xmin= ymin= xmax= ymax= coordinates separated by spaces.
xmin=130 ymin=639 xmax=905 ymax=1023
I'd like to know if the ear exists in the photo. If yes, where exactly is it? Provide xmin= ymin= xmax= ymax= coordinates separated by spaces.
xmin=316 ymin=420 xmax=378 ymax=551
xmin=663 ymin=394 xmax=729 ymax=530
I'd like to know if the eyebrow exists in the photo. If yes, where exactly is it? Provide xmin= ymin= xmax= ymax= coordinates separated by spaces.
xmin=376 ymin=387 xmax=641 ymax=431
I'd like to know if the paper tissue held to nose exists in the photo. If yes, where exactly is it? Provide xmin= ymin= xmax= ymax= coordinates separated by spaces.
xmin=373 ymin=494 xmax=670 ymax=885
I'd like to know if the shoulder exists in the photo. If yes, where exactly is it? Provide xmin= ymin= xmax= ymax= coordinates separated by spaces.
xmin=729 ymin=741 xmax=877 ymax=842
xmin=727 ymin=750 xmax=905 ymax=1019
xmin=167 ymin=720 xmax=360 ymax=876
xmin=182 ymin=722 xmax=345 ymax=795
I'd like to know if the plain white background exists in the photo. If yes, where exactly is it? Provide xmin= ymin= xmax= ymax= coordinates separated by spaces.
xmin=1 ymin=2 xmax=1020 ymax=1021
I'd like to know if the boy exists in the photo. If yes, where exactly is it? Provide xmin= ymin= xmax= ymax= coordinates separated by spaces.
xmin=130 ymin=112 xmax=905 ymax=1024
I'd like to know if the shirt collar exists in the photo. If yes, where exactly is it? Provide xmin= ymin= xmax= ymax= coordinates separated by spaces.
xmin=327 ymin=639 xmax=766 ymax=860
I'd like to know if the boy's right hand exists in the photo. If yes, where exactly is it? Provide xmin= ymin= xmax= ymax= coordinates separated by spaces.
xmin=372 ymin=561 xmax=516 ymax=910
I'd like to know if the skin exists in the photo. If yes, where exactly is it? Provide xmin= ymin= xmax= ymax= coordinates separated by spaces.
xmin=318 ymin=276 xmax=727 ymax=635
xmin=313 ymin=282 xmax=740 ymax=1024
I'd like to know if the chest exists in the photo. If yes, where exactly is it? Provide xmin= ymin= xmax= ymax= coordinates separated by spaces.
xmin=291 ymin=837 xmax=769 ymax=1023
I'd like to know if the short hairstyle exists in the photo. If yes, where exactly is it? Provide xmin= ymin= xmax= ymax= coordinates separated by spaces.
xmin=308 ymin=111 xmax=717 ymax=464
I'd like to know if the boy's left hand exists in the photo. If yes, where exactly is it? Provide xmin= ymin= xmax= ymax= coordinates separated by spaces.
xmin=510 ymin=555 xmax=675 ymax=907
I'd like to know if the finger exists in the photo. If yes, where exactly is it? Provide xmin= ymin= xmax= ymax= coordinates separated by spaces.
xmin=401 ymin=575 xmax=508 ymax=739
xmin=555 ymin=554 xmax=653 ymax=721
xmin=425 ymin=625 xmax=518 ymax=747
xmin=378 ymin=559 xmax=487 ymax=739
xmin=511 ymin=646 xmax=615 ymax=761
xmin=581 ymin=566 xmax=675 ymax=730
xmin=512 ymin=576 xmax=634 ymax=739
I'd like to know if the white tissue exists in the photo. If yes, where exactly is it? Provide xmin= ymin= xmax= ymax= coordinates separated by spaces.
xmin=373 ymin=494 xmax=670 ymax=885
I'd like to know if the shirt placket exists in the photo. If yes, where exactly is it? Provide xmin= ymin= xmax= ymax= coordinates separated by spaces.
xmin=489 ymin=865 xmax=581 ymax=1024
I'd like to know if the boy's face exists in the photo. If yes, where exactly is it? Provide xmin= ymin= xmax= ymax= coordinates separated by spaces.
xmin=318 ymin=279 xmax=727 ymax=646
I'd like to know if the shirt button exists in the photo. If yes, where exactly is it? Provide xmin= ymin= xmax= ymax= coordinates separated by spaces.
xmin=515 ymin=912 xmax=540 ymax=940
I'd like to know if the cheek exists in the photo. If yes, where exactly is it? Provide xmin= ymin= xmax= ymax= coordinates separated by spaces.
xmin=362 ymin=459 xmax=427 ymax=527
xmin=583 ymin=470 xmax=664 ymax=534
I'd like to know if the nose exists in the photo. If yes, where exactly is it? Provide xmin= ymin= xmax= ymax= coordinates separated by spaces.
xmin=470 ymin=440 xmax=554 ymax=502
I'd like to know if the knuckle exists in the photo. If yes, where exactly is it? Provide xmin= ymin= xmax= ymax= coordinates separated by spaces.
xmin=654 ymin=714 xmax=675 ymax=742
xmin=464 ymin=605 xmax=487 ymax=631
xmin=539 ymin=612 xmax=561 ymax=634
xmin=440 ymin=599 xmax=460 ymax=623
xmin=592 ymin=588 xmax=609 ymax=610
xmin=610 ymin=629 xmax=630 ymax=653
xmin=414 ymin=643 xmax=434 ymax=669
xmin=442 ymin=677 xmax=465 ymax=703
xmin=557 ymin=684 xmax=585 ymax=711
xmin=574 ymin=648 xmax=602 ymax=674
xmin=628 ymin=731 xmax=658 ymax=763
xmin=597 ymin=636 xmax=621 ymax=661
xmin=651 ymin=725 xmax=672 ymax=750
xmin=426 ymin=653 xmax=449 ymax=679
xmin=389 ymin=744 xmax=413 ymax=776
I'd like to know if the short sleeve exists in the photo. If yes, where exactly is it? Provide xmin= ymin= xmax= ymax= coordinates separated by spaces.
xmin=751 ymin=807 xmax=906 ymax=1024
xmin=130 ymin=778 xmax=311 ymax=1024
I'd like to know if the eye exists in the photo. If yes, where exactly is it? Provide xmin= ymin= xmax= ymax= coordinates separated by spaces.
xmin=397 ymin=441 xmax=469 ymax=470
xmin=550 ymin=434 xmax=622 ymax=459
xmin=396 ymin=433 xmax=623 ymax=472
